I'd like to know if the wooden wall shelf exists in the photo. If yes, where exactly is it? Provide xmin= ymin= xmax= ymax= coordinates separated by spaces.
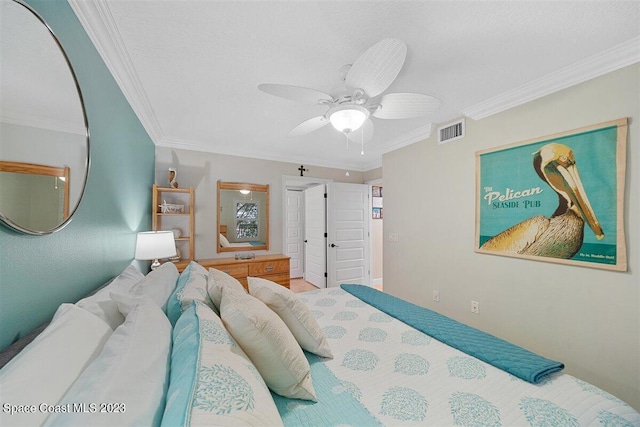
xmin=152 ymin=184 xmax=194 ymax=267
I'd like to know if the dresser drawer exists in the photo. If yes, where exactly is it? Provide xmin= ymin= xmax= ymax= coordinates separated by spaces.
xmin=249 ymin=259 xmax=289 ymax=276
xmin=198 ymin=255 xmax=289 ymax=290
xmin=211 ymin=264 xmax=248 ymax=279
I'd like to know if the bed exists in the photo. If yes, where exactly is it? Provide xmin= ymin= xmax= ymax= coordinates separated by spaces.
xmin=1 ymin=261 xmax=638 ymax=427
xmin=219 ymin=226 xmax=264 ymax=248
xmin=281 ymin=286 xmax=640 ymax=426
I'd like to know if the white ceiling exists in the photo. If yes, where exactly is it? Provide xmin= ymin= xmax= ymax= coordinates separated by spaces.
xmin=69 ymin=0 xmax=640 ymax=172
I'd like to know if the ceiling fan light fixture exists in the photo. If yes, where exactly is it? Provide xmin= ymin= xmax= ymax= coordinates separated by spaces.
xmin=239 ymin=189 xmax=250 ymax=195
xmin=328 ymin=105 xmax=369 ymax=133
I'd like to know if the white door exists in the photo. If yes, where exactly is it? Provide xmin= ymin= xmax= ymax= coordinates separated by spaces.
xmin=304 ymin=184 xmax=326 ymax=288
xmin=327 ymin=182 xmax=370 ymax=288
xmin=285 ymin=190 xmax=304 ymax=278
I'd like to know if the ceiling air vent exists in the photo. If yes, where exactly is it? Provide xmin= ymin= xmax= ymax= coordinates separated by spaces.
xmin=437 ymin=118 xmax=465 ymax=144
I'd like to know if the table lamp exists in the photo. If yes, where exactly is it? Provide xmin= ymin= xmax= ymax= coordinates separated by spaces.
xmin=135 ymin=231 xmax=177 ymax=270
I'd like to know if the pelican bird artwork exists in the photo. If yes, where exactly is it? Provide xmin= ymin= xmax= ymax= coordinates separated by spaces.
xmin=481 ymin=143 xmax=604 ymax=259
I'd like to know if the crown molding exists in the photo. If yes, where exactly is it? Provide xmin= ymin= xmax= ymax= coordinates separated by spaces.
xmin=360 ymin=158 xmax=382 ymax=171
xmin=67 ymin=0 xmax=164 ymax=143
xmin=157 ymin=136 xmax=376 ymax=172
xmin=462 ymin=36 xmax=640 ymax=120
xmin=380 ymin=123 xmax=434 ymax=154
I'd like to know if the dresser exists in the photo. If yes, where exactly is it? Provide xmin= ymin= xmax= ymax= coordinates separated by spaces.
xmin=198 ymin=254 xmax=290 ymax=289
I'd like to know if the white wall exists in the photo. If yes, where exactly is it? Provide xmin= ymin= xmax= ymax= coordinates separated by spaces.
xmin=155 ymin=149 xmax=367 ymax=260
xmin=371 ymin=218 xmax=383 ymax=282
xmin=383 ymin=64 xmax=639 ymax=410
xmin=0 ymin=122 xmax=86 ymax=209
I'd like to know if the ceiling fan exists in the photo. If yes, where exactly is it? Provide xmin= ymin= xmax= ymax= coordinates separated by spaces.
xmin=258 ymin=38 xmax=441 ymax=154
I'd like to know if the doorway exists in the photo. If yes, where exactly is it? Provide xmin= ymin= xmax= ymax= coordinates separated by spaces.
xmin=282 ymin=176 xmax=372 ymax=289
xmin=282 ymin=175 xmax=331 ymax=286
xmin=285 ymin=189 xmax=304 ymax=278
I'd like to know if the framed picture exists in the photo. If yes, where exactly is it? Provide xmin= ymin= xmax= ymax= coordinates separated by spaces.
xmin=372 ymin=185 xmax=383 ymax=218
xmin=475 ymin=118 xmax=627 ymax=271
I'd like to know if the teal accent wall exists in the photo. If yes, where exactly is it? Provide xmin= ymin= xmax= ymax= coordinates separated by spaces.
xmin=0 ymin=0 xmax=155 ymax=350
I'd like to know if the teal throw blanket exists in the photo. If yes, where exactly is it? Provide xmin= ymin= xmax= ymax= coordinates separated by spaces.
xmin=341 ymin=284 xmax=564 ymax=384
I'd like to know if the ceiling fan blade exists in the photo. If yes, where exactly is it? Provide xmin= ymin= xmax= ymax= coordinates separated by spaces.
xmin=258 ymin=84 xmax=333 ymax=105
xmin=345 ymin=38 xmax=407 ymax=98
xmin=347 ymin=119 xmax=374 ymax=144
xmin=288 ymin=116 xmax=329 ymax=137
xmin=373 ymin=93 xmax=441 ymax=119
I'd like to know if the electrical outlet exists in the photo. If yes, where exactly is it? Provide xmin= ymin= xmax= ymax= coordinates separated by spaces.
xmin=433 ymin=290 xmax=440 ymax=302
xmin=471 ymin=300 xmax=479 ymax=314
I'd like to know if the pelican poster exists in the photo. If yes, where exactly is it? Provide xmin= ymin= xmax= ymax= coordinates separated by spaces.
xmin=475 ymin=118 xmax=627 ymax=271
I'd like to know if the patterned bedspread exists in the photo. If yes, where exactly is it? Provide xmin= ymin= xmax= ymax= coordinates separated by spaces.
xmin=277 ymin=287 xmax=640 ymax=426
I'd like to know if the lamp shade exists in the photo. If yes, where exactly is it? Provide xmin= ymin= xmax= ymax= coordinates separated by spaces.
xmin=135 ymin=231 xmax=177 ymax=260
xmin=329 ymin=105 xmax=368 ymax=133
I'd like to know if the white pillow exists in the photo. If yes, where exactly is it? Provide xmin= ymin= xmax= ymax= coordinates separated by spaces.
xmin=76 ymin=265 xmax=144 ymax=330
xmin=109 ymin=292 xmax=139 ymax=317
xmin=44 ymin=295 xmax=172 ymax=427
xmin=219 ymin=233 xmax=230 ymax=247
xmin=207 ymin=267 xmax=245 ymax=311
xmin=0 ymin=304 xmax=112 ymax=427
xmin=90 ymin=264 xmax=144 ymax=299
xmin=248 ymin=277 xmax=333 ymax=358
xmin=131 ymin=262 xmax=179 ymax=312
xmin=163 ymin=301 xmax=283 ymax=427
xmin=220 ymin=286 xmax=317 ymax=401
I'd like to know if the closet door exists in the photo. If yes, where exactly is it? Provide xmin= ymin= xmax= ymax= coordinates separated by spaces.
xmin=326 ymin=182 xmax=370 ymax=288
xmin=303 ymin=184 xmax=326 ymax=288
xmin=285 ymin=189 xmax=304 ymax=278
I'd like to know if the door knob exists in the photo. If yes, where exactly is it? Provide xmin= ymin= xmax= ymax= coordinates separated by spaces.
xmin=330 ymin=243 xmax=339 ymax=248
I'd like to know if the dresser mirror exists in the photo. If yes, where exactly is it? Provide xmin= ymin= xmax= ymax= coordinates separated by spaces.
xmin=217 ymin=181 xmax=269 ymax=253
xmin=0 ymin=0 xmax=89 ymax=235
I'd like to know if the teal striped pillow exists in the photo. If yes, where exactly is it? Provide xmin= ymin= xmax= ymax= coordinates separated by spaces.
xmin=166 ymin=261 xmax=213 ymax=326
xmin=161 ymin=301 xmax=282 ymax=427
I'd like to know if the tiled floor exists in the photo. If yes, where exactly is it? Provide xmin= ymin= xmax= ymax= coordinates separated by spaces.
xmin=290 ymin=278 xmax=383 ymax=293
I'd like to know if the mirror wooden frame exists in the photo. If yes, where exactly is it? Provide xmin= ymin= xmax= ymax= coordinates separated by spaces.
xmin=217 ymin=181 xmax=269 ymax=253
xmin=0 ymin=160 xmax=70 ymax=222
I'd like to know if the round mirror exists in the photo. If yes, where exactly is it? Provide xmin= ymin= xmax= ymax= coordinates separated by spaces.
xmin=0 ymin=0 xmax=89 ymax=235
